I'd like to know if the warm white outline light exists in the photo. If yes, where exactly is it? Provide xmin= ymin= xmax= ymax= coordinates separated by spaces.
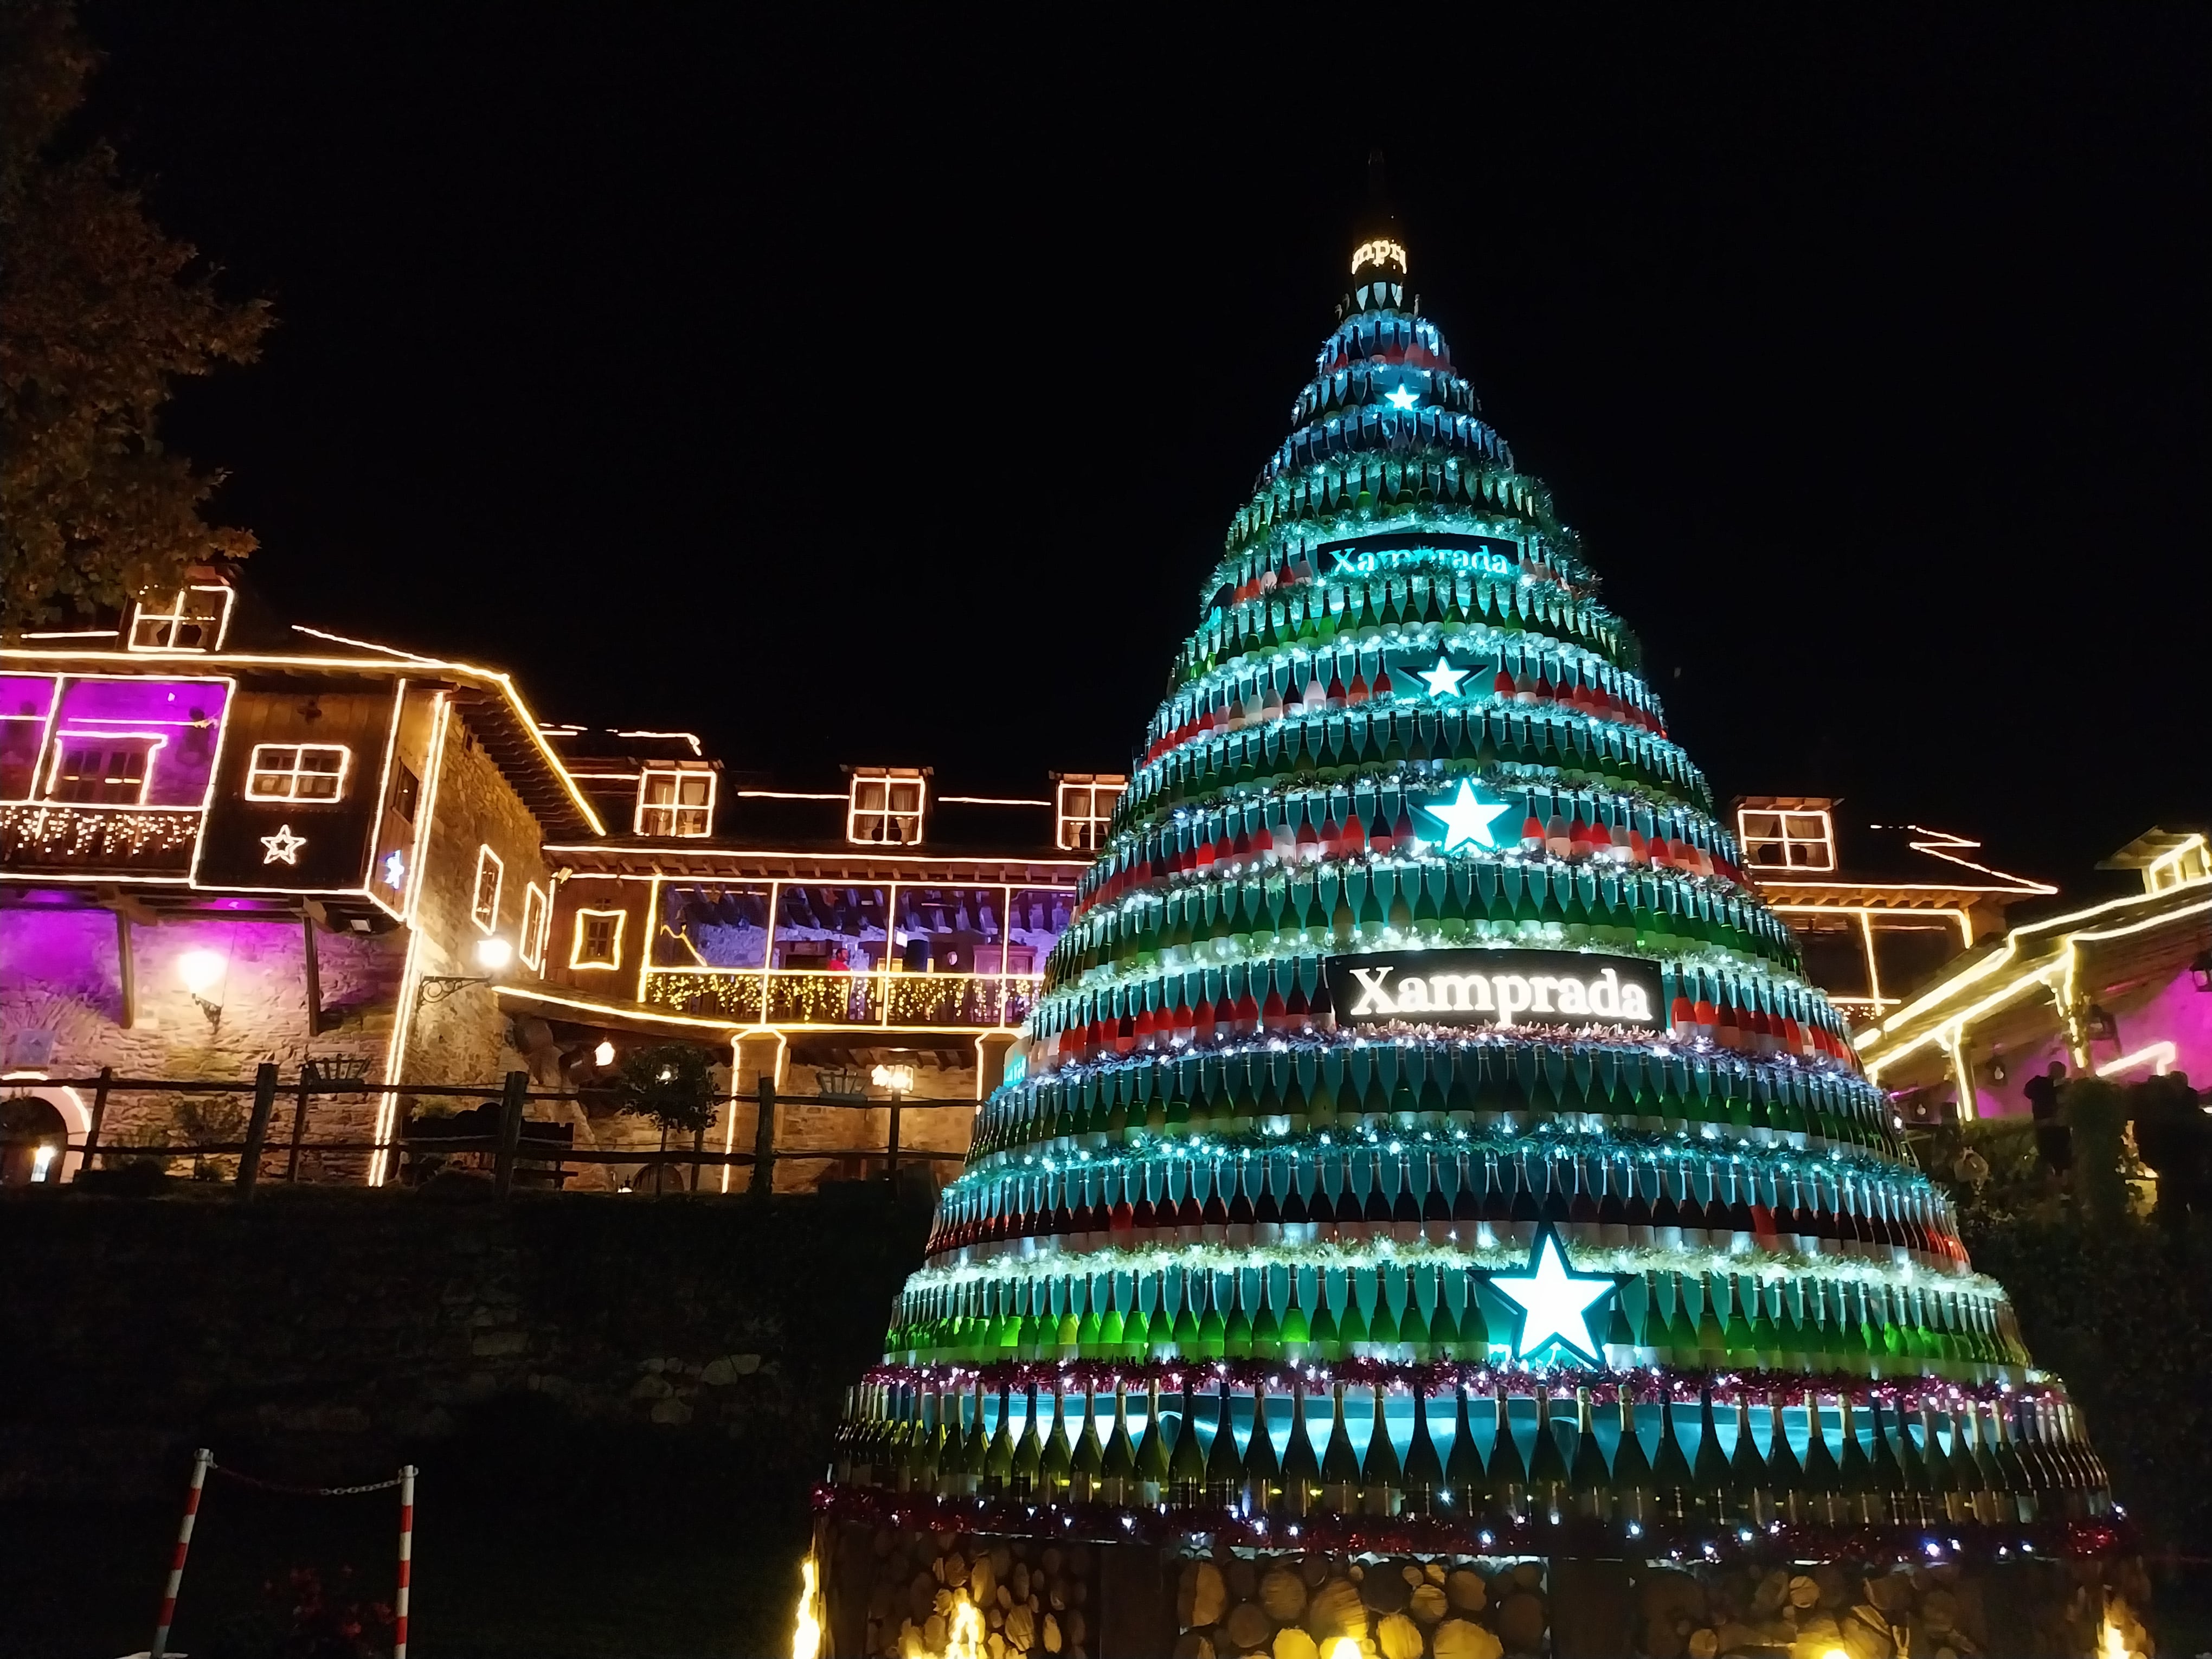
xmin=44 ymin=730 xmax=168 ymax=805
xmin=370 ymin=692 xmax=454 ymax=1186
xmin=243 ymin=742 xmax=352 ymax=802
xmin=127 ymin=585 xmax=236 ymax=652
xmin=570 ymin=908 xmax=627 ymax=971
xmin=1350 ymin=237 xmax=1407 ymax=275
xmin=1735 ymin=805 xmax=1837 ymax=873
xmin=846 ymin=768 xmax=927 ymax=846
xmin=2096 ymin=1042 xmax=2176 ymax=1079
xmin=519 ymin=882 xmax=550 ymax=972
xmin=471 ymin=844 xmax=505 ymax=934
xmin=0 ymin=673 xmax=62 ymax=804
xmin=1054 ymin=776 xmax=1126 ymax=852
xmin=259 ymin=824 xmax=307 ymax=865
xmin=634 ymin=764 xmax=716 ymax=838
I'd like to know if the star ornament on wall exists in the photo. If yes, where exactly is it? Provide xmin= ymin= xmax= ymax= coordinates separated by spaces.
xmin=259 ymin=824 xmax=308 ymax=865
xmin=382 ymin=849 xmax=407 ymax=891
xmin=1418 ymin=779 xmax=1514 ymax=853
xmin=1382 ymin=382 xmax=1422 ymax=412
xmin=1415 ymin=655 xmax=1470 ymax=698
xmin=1486 ymin=1227 xmax=1617 ymax=1367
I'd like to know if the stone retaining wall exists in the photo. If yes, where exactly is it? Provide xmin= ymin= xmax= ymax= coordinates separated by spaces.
xmin=0 ymin=1183 xmax=928 ymax=1501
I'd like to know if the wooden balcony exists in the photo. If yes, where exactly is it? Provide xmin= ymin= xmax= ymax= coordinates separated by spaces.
xmin=640 ymin=967 xmax=1040 ymax=1031
xmin=0 ymin=803 xmax=202 ymax=876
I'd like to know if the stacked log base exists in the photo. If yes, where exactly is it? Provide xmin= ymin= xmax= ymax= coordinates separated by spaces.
xmin=1166 ymin=1549 xmax=1545 ymax=1659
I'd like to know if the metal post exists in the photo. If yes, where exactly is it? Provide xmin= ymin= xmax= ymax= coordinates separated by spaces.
xmin=236 ymin=1063 xmax=279 ymax=1198
xmin=886 ymin=1090 xmax=903 ymax=1184
xmin=394 ymin=1464 xmax=416 ymax=1659
xmin=74 ymin=1064 xmax=113 ymax=1181
xmin=750 ymin=1073 xmax=777 ymax=1200
xmin=286 ymin=1062 xmax=316 ymax=1182
xmin=493 ymin=1070 xmax=528 ymax=1197
xmin=150 ymin=1446 xmax=213 ymax=1658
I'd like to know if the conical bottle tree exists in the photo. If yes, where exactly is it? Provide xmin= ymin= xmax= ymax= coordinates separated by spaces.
xmin=834 ymin=216 xmax=2113 ymax=1570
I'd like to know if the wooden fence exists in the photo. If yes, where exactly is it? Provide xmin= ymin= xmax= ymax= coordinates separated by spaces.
xmin=19 ymin=1067 xmax=968 ymax=1199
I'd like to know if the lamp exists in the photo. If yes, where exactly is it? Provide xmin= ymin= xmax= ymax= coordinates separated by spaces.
xmin=871 ymin=1063 xmax=916 ymax=1092
xmin=177 ymin=948 xmax=227 ymax=1024
xmin=2191 ymin=949 xmax=2212 ymax=993
xmin=594 ymin=1039 xmax=616 ymax=1067
xmin=416 ymin=937 xmax=513 ymax=1007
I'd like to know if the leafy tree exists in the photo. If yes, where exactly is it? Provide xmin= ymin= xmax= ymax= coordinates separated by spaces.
xmin=1 ymin=0 xmax=269 ymax=631
xmin=613 ymin=1043 xmax=722 ymax=1192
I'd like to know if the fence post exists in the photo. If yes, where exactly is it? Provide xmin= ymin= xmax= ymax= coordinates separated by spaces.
xmin=74 ymin=1064 xmax=113 ymax=1181
xmin=750 ymin=1073 xmax=777 ymax=1200
xmin=886 ymin=1092 xmax=902 ymax=1183
xmin=285 ymin=1061 xmax=316 ymax=1181
xmin=150 ymin=1446 xmax=213 ymax=1658
xmin=236 ymin=1062 xmax=279 ymax=1198
xmin=493 ymin=1070 xmax=528 ymax=1197
xmin=394 ymin=1463 xmax=417 ymax=1659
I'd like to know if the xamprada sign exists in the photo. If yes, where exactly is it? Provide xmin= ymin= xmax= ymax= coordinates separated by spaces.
xmin=1317 ymin=531 xmax=1520 ymax=581
xmin=1324 ymin=948 xmax=1662 ymax=1031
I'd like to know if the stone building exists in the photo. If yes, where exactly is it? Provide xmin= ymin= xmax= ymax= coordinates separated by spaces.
xmin=1 ymin=574 xmax=1108 ymax=1191
xmin=1 ymin=571 xmax=599 ymax=1182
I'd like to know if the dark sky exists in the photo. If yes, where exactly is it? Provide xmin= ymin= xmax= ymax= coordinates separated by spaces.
xmin=76 ymin=8 xmax=2210 ymax=888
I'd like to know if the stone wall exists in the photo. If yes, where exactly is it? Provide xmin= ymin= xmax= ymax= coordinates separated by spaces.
xmin=0 ymin=1183 xmax=929 ymax=1502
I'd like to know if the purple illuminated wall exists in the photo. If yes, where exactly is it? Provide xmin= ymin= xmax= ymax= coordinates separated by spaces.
xmin=49 ymin=676 xmax=229 ymax=806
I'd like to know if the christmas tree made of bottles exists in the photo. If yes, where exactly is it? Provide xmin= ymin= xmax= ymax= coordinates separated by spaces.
xmin=827 ymin=209 xmax=2117 ymax=1578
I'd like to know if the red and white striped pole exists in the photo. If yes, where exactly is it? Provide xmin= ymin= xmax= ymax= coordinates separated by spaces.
xmin=394 ymin=1463 xmax=416 ymax=1659
xmin=150 ymin=1446 xmax=213 ymax=1658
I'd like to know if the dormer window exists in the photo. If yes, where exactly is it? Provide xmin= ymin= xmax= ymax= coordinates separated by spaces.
xmin=128 ymin=586 xmax=235 ymax=652
xmin=1738 ymin=806 xmax=1835 ymax=871
xmin=636 ymin=765 xmax=715 ymax=837
xmin=1056 ymin=774 xmax=1126 ymax=851
xmin=847 ymin=767 xmax=925 ymax=845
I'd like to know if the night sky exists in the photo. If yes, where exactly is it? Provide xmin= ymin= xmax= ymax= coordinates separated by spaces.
xmin=74 ymin=9 xmax=2210 ymax=889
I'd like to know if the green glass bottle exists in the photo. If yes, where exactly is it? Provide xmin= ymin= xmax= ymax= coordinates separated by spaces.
xmin=1069 ymin=1386 xmax=1104 ymax=1504
xmin=1729 ymin=1391 xmax=1771 ymax=1527
xmin=1489 ymin=1387 xmax=1530 ymax=1525
xmin=1799 ymin=1390 xmax=1843 ymax=1527
xmin=1038 ymin=1386 xmax=1072 ymax=1504
xmin=1363 ymin=1384 xmax=1405 ymax=1516
xmin=1403 ymin=1386 xmax=1446 ymax=1516
xmin=1836 ymin=1395 xmax=1883 ymax=1525
xmin=1279 ymin=1379 xmax=1320 ymax=1518
xmin=1203 ymin=1381 xmax=1242 ymax=1510
xmin=1571 ymin=1387 xmax=1613 ymax=1522
xmin=1611 ymin=1391 xmax=1656 ymax=1531
xmin=1244 ymin=1377 xmax=1283 ymax=1515
xmin=1010 ymin=1384 xmax=1044 ymax=1500
xmin=1690 ymin=1388 xmax=1735 ymax=1525
xmin=982 ymin=1381 xmax=1015 ymax=1497
xmin=1650 ymin=1392 xmax=1694 ymax=1524
xmin=1443 ymin=1384 xmax=1485 ymax=1516
xmin=1167 ymin=1382 xmax=1206 ymax=1509
xmin=1528 ymin=1387 xmax=1572 ymax=1525
xmin=1764 ymin=1388 xmax=1805 ymax=1526
xmin=955 ymin=1379 xmax=990 ymax=1499
xmin=1320 ymin=1381 xmax=1362 ymax=1513
xmin=1136 ymin=1378 xmax=1171 ymax=1507
xmin=1099 ymin=1379 xmax=1137 ymax=1507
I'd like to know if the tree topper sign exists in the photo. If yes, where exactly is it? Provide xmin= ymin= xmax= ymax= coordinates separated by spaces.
xmin=1316 ymin=532 xmax=1520 ymax=581
xmin=1325 ymin=948 xmax=1660 ymax=1032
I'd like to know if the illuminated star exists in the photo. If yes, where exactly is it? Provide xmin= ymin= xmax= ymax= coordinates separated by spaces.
xmin=1416 ymin=655 xmax=1471 ymax=698
xmin=259 ymin=824 xmax=307 ymax=865
xmin=1382 ymin=382 xmax=1421 ymax=412
xmin=382 ymin=849 xmax=407 ymax=891
xmin=1486 ymin=1228 xmax=1616 ymax=1366
xmin=1419 ymin=779 xmax=1514 ymax=853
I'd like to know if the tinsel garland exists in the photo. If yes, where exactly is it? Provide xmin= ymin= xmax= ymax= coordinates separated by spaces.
xmin=814 ymin=1483 xmax=2133 ymax=1565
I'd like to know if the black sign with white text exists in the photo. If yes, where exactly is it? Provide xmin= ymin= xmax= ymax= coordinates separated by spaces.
xmin=1324 ymin=948 xmax=1663 ymax=1031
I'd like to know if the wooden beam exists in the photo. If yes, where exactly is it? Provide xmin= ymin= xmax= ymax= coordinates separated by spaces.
xmin=115 ymin=910 xmax=137 ymax=1028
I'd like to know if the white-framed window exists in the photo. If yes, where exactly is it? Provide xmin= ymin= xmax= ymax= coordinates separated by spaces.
xmin=635 ymin=766 xmax=715 ymax=837
xmin=46 ymin=732 xmax=165 ymax=804
xmin=570 ymin=908 xmax=625 ymax=970
xmin=128 ymin=586 xmax=235 ymax=652
xmin=471 ymin=845 xmax=504 ymax=933
xmin=1737 ymin=807 xmax=1836 ymax=871
xmin=1055 ymin=774 xmax=1127 ymax=851
xmin=245 ymin=743 xmax=350 ymax=802
xmin=519 ymin=882 xmax=550 ymax=970
xmin=847 ymin=767 xmax=926 ymax=845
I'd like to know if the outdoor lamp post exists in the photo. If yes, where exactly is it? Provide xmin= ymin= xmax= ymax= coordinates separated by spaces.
xmin=415 ymin=936 xmax=513 ymax=1008
xmin=871 ymin=1062 xmax=916 ymax=1180
xmin=176 ymin=948 xmax=228 ymax=1025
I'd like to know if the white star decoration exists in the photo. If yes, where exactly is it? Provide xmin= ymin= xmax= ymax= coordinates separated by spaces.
xmin=1487 ymin=1229 xmax=1616 ymax=1366
xmin=1418 ymin=779 xmax=1514 ymax=853
xmin=1415 ymin=655 xmax=1470 ymax=698
xmin=259 ymin=824 xmax=307 ymax=865
xmin=1382 ymin=383 xmax=1421 ymax=412
xmin=382 ymin=849 xmax=407 ymax=890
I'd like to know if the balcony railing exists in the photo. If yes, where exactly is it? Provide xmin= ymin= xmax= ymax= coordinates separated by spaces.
xmin=0 ymin=803 xmax=202 ymax=874
xmin=641 ymin=967 xmax=1041 ymax=1030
